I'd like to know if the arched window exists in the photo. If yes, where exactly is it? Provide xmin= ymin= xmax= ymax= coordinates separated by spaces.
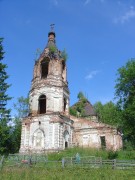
xmin=33 ymin=129 xmax=45 ymax=148
xmin=41 ymin=60 xmax=49 ymax=78
xmin=64 ymin=98 xmax=67 ymax=112
xmin=38 ymin=95 xmax=46 ymax=114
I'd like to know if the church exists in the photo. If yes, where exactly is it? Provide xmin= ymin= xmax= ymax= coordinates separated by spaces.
xmin=19 ymin=28 xmax=122 ymax=154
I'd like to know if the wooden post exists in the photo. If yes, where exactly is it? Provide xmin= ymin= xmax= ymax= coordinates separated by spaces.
xmin=112 ymin=159 xmax=116 ymax=169
xmin=100 ymin=157 xmax=102 ymax=167
xmin=0 ymin=155 xmax=4 ymax=170
xmin=62 ymin=158 xmax=65 ymax=168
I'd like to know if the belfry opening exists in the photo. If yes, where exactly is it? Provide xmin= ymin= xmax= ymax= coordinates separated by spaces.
xmin=38 ymin=95 xmax=46 ymax=114
xmin=41 ymin=60 xmax=49 ymax=78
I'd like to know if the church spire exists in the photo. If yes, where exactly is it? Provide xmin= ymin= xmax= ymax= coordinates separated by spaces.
xmin=45 ymin=24 xmax=59 ymax=59
xmin=48 ymin=24 xmax=55 ymax=37
xmin=46 ymin=24 xmax=56 ymax=48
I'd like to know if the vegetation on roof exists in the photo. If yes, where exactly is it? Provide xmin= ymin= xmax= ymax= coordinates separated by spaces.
xmin=70 ymin=92 xmax=91 ymax=117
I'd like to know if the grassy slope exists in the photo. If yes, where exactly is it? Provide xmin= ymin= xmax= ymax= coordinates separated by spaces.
xmin=1 ymin=148 xmax=135 ymax=179
xmin=48 ymin=147 xmax=135 ymax=160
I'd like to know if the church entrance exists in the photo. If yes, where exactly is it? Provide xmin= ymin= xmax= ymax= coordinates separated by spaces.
xmin=65 ymin=141 xmax=68 ymax=148
xmin=100 ymin=136 xmax=106 ymax=149
xmin=64 ymin=130 xmax=69 ymax=149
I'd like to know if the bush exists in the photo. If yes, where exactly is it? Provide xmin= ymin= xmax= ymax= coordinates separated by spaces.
xmin=108 ymin=151 xmax=118 ymax=159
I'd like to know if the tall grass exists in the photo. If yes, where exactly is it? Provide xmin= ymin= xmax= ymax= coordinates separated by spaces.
xmin=1 ymin=148 xmax=135 ymax=179
xmin=1 ymin=167 xmax=135 ymax=180
xmin=47 ymin=147 xmax=135 ymax=160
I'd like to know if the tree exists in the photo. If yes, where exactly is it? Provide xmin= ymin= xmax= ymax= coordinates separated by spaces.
xmin=77 ymin=91 xmax=86 ymax=101
xmin=0 ymin=38 xmax=12 ymax=154
xmin=115 ymin=59 xmax=135 ymax=145
xmin=61 ymin=49 xmax=68 ymax=61
xmin=14 ymin=96 xmax=29 ymax=118
xmin=94 ymin=101 xmax=122 ymax=126
xmin=11 ymin=96 xmax=29 ymax=153
xmin=70 ymin=92 xmax=87 ymax=117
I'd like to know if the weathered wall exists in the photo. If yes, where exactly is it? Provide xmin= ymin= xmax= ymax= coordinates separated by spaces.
xmin=71 ymin=116 xmax=123 ymax=150
xmin=20 ymin=114 xmax=73 ymax=154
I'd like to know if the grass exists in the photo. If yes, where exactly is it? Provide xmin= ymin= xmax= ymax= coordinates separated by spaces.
xmin=1 ymin=148 xmax=135 ymax=179
xmin=1 ymin=167 xmax=135 ymax=180
xmin=47 ymin=147 xmax=135 ymax=160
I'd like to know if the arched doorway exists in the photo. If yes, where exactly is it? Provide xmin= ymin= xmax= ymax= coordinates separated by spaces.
xmin=38 ymin=95 xmax=46 ymax=114
xmin=64 ymin=130 xmax=69 ymax=148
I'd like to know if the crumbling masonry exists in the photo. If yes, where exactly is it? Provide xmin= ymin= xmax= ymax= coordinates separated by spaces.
xmin=19 ymin=29 xmax=122 ymax=153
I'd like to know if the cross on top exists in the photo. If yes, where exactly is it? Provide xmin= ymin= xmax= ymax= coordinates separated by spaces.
xmin=50 ymin=24 xmax=55 ymax=32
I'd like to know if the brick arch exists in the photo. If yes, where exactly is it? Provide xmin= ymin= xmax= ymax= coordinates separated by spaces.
xmin=40 ymin=58 xmax=49 ymax=78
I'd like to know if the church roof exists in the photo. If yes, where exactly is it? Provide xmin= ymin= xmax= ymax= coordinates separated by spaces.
xmin=40 ymin=29 xmax=61 ymax=60
xmin=71 ymin=100 xmax=97 ymax=117
xmin=83 ymin=101 xmax=96 ymax=116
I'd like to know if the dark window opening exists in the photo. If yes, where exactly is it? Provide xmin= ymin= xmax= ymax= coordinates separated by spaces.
xmin=41 ymin=60 xmax=49 ymax=78
xmin=64 ymin=98 xmax=66 ymax=112
xmin=39 ymin=95 xmax=46 ymax=114
xmin=65 ymin=141 xmax=68 ymax=148
xmin=62 ymin=61 xmax=65 ymax=71
xmin=100 ymin=136 xmax=106 ymax=149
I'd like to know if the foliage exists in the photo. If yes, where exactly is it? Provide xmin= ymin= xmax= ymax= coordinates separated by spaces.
xmin=69 ymin=107 xmax=77 ymax=116
xmin=70 ymin=92 xmax=87 ymax=117
xmin=11 ymin=96 xmax=29 ymax=153
xmin=49 ymin=45 xmax=56 ymax=54
xmin=115 ymin=59 xmax=135 ymax=146
xmin=0 ymin=38 xmax=12 ymax=155
xmin=2 ymin=148 xmax=135 ymax=179
xmin=107 ymin=151 xmax=118 ymax=159
xmin=94 ymin=101 xmax=122 ymax=126
xmin=14 ymin=96 xmax=29 ymax=118
xmin=77 ymin=91 xmax=86 ymax=100
xmin=61 ymin=48 xmax=68 ymax=61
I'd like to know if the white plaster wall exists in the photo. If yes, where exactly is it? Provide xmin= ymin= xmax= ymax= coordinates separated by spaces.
xmin=29 ymin=86 xmax=68 ymax=113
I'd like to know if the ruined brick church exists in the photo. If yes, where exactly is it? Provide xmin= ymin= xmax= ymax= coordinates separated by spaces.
xmin=19 ymin=28 xmax=122 ymax=154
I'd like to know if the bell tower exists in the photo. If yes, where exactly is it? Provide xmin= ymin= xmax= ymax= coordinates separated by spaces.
xmin=19 ymin=26 xmax=73 ymax=153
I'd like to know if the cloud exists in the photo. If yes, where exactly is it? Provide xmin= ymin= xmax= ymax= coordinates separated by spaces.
xmin=85 ymin=70 xmax=100 ymax=80
xmin=114 ymin=6 xmax=135 ymax=24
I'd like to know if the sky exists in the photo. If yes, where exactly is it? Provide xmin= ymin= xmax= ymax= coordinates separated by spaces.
xmin=0 ymin=0 xmax=135 ymax=116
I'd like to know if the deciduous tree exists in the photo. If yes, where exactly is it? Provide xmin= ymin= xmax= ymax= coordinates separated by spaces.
xmin=11 ymin=96 xmax=29 ymax=153
xmin=94 ymin=101 xmax=122 ymax=126
xmin=115 ymin=59 xmax=135 ymax=145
